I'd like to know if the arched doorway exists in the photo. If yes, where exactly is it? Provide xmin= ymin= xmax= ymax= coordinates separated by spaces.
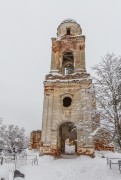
xmin=59 ymin=122 xmax=77 ymax=154
xmin=62 ymin=52 xmax=74 ymax=75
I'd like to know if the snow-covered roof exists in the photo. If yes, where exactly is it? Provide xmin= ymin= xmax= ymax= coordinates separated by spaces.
xmin=57 ymin=18 xmax=80 ymax=29
xmin=61 ymin=18 xmax=77 ymax=24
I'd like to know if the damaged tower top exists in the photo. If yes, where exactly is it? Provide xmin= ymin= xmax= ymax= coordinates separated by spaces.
xmin=57 ymin=18 xmax=82 ymax=37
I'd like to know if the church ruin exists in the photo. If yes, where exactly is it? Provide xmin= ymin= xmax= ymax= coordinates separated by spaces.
xmin=41 ymin=19 xmax=99 ymax=155
xmin=29 ymin=130 xmax=41 ymax=150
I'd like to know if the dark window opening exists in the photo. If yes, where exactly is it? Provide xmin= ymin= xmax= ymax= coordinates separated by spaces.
xmin=62 ymin=52 xmax=74 ymax=75
xmin=63 ymin=97 xmax=72 ymax=107
xmin=67 ymin=28 xmax=71 ymax=35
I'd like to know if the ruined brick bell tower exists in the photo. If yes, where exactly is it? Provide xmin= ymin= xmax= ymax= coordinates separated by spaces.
xmin=41 ymin=19 xmax=98 ymax=155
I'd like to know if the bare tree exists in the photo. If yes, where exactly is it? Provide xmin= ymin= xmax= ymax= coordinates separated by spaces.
xmin=92 ymin=53 xmax=121 ymax=148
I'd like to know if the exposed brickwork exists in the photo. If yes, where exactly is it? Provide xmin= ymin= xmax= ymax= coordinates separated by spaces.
xmin=29 ymin=130 xmax=41 ymax=149
xmin=41 ymin=19 xmax=99 ymax=155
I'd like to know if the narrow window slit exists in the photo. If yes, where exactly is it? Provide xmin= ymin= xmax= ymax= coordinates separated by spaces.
xmin=67 ymin=28 xmax=71 ymax=35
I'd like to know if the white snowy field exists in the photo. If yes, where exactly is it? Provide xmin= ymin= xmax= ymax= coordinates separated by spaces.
xmin=7 ymin=151 xmax=121 ymax=180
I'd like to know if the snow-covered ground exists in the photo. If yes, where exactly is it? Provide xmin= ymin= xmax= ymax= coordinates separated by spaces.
xmin=7 ymin=151 xmax=121 ymax=180
xmin=0 ymin=166 xmax=9 ymax=180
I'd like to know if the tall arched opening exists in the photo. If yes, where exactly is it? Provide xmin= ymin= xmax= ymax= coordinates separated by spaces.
xmin=59 ymin=122 xmax=77 ymax=154
xmin=62 ymin=52 xmax=74 ymax=75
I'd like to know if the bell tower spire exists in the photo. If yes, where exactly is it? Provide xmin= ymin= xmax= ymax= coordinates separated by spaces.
xmin=50 ymin=19 xmax=86 ymax=75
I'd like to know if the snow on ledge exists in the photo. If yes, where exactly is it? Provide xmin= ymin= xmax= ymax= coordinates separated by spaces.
xmin=45 ymin=77 xmax=91 ymax=83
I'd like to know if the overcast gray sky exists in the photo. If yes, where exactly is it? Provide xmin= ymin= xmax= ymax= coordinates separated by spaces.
xmin=0 ymin=0 xmax=121 ymax=135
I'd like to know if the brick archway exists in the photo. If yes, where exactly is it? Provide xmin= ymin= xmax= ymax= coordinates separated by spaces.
xmin=59 ymin=122 xmax=77 ymax=154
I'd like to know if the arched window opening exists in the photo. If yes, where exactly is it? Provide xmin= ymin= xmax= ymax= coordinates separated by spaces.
xmin=62 ymin=52 xmax=74 ymax=75
xmin=67 ymin=28 xmax=71 ymax=35
xmin=63 ymin=97 xmax=72 ymax=107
